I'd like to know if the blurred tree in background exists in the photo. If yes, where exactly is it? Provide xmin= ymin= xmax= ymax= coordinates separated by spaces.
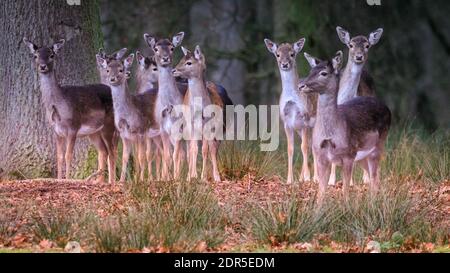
xmin=100 ymin=0 xmax=449 ymax=131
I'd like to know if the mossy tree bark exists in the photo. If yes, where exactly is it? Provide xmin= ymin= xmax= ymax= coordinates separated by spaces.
xmin=0 ymin=0 xmax=103 ymax=180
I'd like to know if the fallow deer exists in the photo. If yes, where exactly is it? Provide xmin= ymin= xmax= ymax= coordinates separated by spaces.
xmin=305 ymin=27 xmax=384 ymax=186
xmin=23 ymin=38 xmax=117 ymax=183
xmin=97 ymin=54 xmax=159 ymax=182
xmin=264 ymin=38 xmax=317 ymax=184
xmin=172 ymin=46 xmax=227 ymax=182
xmin=298 ymin=51 xmax=391 ymax=204
xmin=135 ymin=51 xmax=163 ymax=180
xmin=143 ymin=32 xmax=186 ymax=180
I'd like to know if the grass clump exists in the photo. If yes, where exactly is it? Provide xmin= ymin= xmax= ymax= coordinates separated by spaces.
xmin=91 ymin=180 xmax=226 ymax=252
xmin=30 ymin=209 xmax=77 ymax=248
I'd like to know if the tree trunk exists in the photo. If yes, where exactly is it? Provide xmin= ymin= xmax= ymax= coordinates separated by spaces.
xmin=0 ymin=0 xmax=103 ymax=180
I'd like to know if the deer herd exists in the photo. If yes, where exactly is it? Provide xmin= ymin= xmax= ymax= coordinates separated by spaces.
xmin=23 ymin=26 xmax=391 ymax=203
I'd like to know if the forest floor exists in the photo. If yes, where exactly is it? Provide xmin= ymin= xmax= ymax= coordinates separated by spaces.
xmin=0 ymin=177 xmax=448 ymax=253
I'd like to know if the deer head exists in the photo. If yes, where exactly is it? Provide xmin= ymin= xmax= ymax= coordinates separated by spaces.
xmin=172 ymin=45 xmax=206 ymax=79
xmin=97 ymin=53 xmax=134 ymax=87
xmin=96 ymin=48 xmax=129 ymax=80
xmin=336 ymin=27 xmax=383 ymax=65
xmin=23 ymin=38 xmax=65 ymax=74
xmin=299 ymin=51 xmax=343 ymax=95
xmin=264 ymin=38 xmax=305 ymax=71
xmin=136 ymin=51 xmax=159 ymax=84
xmin=143 ymin=32 xmax=185 ymax=67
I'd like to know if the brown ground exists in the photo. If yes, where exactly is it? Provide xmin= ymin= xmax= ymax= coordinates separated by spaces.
xmin=0 ymin=178 xmax=448 ymax=252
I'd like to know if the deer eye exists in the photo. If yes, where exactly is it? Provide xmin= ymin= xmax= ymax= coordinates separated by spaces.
xmin=119 ymin=69 xmax=123 ymax=73
xmin=153 ymin=68 xmax=158 ymax=72
xmin=49 ymin=54 xmax=54 ymax=59
xmin=170 ymin=48 xmax=174 ymax=52
xmin=106 ymin=70 xmax=110 ymax=73
xmin=154 ymin=48 xmax=158 ymax=52
xmin=320 ymin=71 xmax=328 ymax=77
xmin=349 ymin=44 xmax=354 ymax=49
xmin=186 ymin=62 xmax=192 ymax=66
xmin=34 ymin=55 xmax=38 ymax=59
xmin=276 ymin=54 xmax=280 ymax=58
xmin=365 ymin=44 xmax=370 ymax=49
xmin=290 ymin=53 xmax=295 ymax=57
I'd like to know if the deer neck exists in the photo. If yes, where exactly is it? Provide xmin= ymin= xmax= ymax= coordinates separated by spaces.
xmin=279 ymin=66 xmax=299 ymax=96
xmin=157 ymin=66 xmax=182 ymax=105
xmin=316 ymin=82 xmax=340 ymax=138
xmin=110 ymin=81 xmax=134 ymax=115
xmin=136 ymin=71 xmax=155 ymax=94
xmin=39 ymin=70 xmax=62 ymax=107
xmin=337 ymin=59 xmax=364 ymax=104
xmin=187 ymin=74 xmax=209 ymax=102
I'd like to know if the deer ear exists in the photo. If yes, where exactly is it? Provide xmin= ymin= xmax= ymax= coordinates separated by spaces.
xmin=181 ymin=46 xmax=190 ymax=56
xmin=112 ymin=48 xmax=128 ymax=60
xmin=369 ymin=28 xmax=383 ymax=46
xmin=194 ymin=45 xmax=203 ymax=61
xmin=336 ymin=26 xmax=351 ymax=45
xmin=304 ymin=52 xmax=321 ymax=68
xmin=23 ymin=38 xmax=38 ymax=54
xmin=264 ymin=39 xmax=278 ymax=54
xmin=144 ymin=33 xmax=156 ymax=49
xmin=52 ymin=39 xmax=65 ymax=54
xmin=172 ymin=32 xmax=185 ymax=48
xmin=332 ymin=51 xmax=344 ymax=73
xmin=96 ymin=55 xmax=108 ymax=69
xmin=136 ymin=51 xmax=145 ymax=66
xmin=293 ymin=38 xmax=306 ymax=54
xmin=124 ymin=54 xmax=135 ymax=69
xmin=98 ymin=48 xmax=106 ymax=58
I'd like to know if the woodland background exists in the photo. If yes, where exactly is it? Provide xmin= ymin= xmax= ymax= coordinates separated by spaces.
xmin=0 ymin=0 xmax=449 ymax=178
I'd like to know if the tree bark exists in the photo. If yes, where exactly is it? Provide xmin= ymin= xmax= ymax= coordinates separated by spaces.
xmin=0 ymin=0 xmax=103 ymax=180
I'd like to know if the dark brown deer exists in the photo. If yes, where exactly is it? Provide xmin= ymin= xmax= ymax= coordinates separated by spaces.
xmin=23 ymin=38 xmax=117 ymax=183
xmin=299 ymin=51 xmax=391 ymax=204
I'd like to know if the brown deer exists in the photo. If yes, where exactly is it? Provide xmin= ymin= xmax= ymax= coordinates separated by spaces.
xmin=172 ymin=45 xmax=227 ymax=182
xmin=23 ymin=38 xmax=117 ymax=183
xmin=305 ymin=27 xmax=383 ymax=186
xmin=97 ymin=53 xmax=160 ymax=182
xmin=264 ymin=38 xmax=317 ymax=184
xmin=298 ymin=51 xmax=391 ymax=204
xmin=143 ymin=32 xmax=186 ymax=180
xmin=135 ymin=51 xmax=163 ymax=180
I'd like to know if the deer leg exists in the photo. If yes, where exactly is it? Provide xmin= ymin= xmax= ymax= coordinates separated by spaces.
xmin=173 ymin=140 xmax=182 ymax=180
xmin=342 ymin=158 xmax=354 ymax=202
xmin=189 ymin=140 xmax=199 ymax=180
xmin=89 ymin=133 xmax=107 ymax=183
xmin=300 ymin=129 xmax=311 ymax=182
xmin=160 ymin=134 xmax=171 ymax=180
xmin=56 ymin=135 xmax=65 ymax=180
xmin=368 ymin=152 xmax=382 ymax=194
xmin=328 ymin=164 xmax=337 ymax=186
xmin=64 ymin=133 xmax=76 ymax=180
xmin=153 ymin=138 xmax=163 ymax=180
xmin=201 ymin=140 xmax=209 ymax=181
xmin=146 ymin=138 xmax=154 ymax=181
xmin=209 ymin=140 xmax=221 ymax=183
xmin=120 ymin=138 xmax=132 ymax=183
xmin=358 ymin=159 xmax=370 ymax=186
xmin=137 ymin=138 xmax=146 ymax=182
xmin=313 ymin=148 xmax=319 ymax=183
xmin=285 ymin=126 xmax=295 ymax=184
xmin=317 ymin=156 xmax=331 ymax=206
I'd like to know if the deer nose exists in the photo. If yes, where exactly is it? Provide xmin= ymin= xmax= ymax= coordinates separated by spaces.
xmin=298 ymin=83 xmax=307 ymax=90
xmin=172 ymin=69 xmax=177 ymax=74
xmin=162 ymin=56 xmax=170 ymax=63
xmin=355 ymin=55 xmax=364 ymax=61
xmin=110 ymin=77 xmax=117 ymax=83
xmin=39 ymin=65 xmax=47 ymax=70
